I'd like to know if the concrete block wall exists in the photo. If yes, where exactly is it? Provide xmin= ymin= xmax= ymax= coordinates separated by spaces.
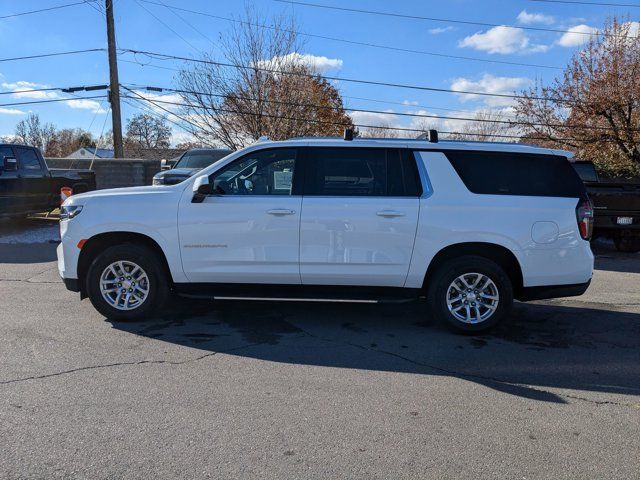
xmin=45 ymin=158 xmax=161 ymax=189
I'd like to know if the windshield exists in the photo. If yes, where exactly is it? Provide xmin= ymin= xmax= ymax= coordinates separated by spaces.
xmin=175 ymin=152 xmax=220 ymax=169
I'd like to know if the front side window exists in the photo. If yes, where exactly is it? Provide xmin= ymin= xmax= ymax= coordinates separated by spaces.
xmin=211 ymin=148 xmax=297 ymax=196
xmin=303 ymin=147 xmax=420 ymax=197
xmin=0 ymin=146 xmax=14 ymax=160
xmin=16 ymin=148 xmax=42 ymax=171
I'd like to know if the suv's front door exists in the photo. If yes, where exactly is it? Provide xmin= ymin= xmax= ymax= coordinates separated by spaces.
xmin=299 ymin=147 xmax=421 ymax=287
xmin=179 ymin=148 xmax=302 ymax=284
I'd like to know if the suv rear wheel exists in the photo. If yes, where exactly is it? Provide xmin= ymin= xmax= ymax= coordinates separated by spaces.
xmin=427 ymin=256 xmax=513 ymax=333
xmin=86 ymin=243 xmax=169 ymax=321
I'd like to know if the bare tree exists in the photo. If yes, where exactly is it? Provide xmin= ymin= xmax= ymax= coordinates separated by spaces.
xmin=447 ymin=110 xmax=515 ymax=142
xmin=514 ymin=17 xmax=640 ymax=176
xmin=14 ymin=113 xmax=57 ymax=153
xmin=176 ymin=8 xmax=352 ymax=149
xmin=125 ymin=114 xmax=171 ymax=150
xmin=358 ymin=121 xmax=402 ymax=138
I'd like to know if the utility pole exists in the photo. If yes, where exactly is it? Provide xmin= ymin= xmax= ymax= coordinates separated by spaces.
xmin=106 ymin=0 xmax=124 ymax=158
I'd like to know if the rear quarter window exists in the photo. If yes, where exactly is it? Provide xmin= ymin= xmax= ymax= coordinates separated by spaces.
xmin=445 ymin=151 xmax=586 ymax=198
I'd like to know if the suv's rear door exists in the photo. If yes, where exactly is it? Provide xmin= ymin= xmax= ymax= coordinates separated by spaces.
xmin=299 ymin=147 xmax=420 ymax=287
xmin=178 ymin=147 xmax=303 ymax=284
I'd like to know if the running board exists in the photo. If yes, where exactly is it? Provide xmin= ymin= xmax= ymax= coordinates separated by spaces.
xmin=173 ymin=283 xmax=422 ymax=304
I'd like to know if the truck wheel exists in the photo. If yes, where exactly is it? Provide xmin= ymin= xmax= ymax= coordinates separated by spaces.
xmin=86 ymin=243 xmax=169 ymax=321
xmin=427 ymin=256 xmax=513 ymax=334
xmin=613 ymin=233 xmax=640 ymax=253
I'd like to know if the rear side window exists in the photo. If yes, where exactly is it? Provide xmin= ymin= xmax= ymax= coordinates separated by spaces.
xmin=303 ymin=147 xmax=420 ymax=197
xmin=15 ymin=147 xmax=43 ymax=171
xmin=445 ymin=151 xmax=586 ymax=198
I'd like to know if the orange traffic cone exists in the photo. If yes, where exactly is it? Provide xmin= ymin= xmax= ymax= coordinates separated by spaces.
xmin=60 ymin=186 xmax=73 ymax=205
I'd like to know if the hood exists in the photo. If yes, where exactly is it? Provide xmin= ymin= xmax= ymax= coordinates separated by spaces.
xmin=63 ymin=184 xmax=176 ymax=206
xmin=153 ymin=167 xmax=201 ymax=179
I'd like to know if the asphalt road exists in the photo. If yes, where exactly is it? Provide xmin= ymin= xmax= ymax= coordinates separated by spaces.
xmin=1 ymin=219 xmax=639 ymax=479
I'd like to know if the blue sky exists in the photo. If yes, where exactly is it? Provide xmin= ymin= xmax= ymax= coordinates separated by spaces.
xmin=0 ymin=0 xmax=638 ymax=144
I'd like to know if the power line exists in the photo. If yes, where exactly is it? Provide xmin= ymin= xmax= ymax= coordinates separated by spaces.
xmin=125 ymin=83 xmax=640 ymax=133
xmin=145 ymin=0 xmax=216 ymax=46
xmin=139 ymin=0 xmax=562 ymax=70
xmin=119 ymin=48 xmax=579 ymax=104
xmin=0 ymin=1 xmax=91 ymax=20
xmin=120 ymin=89 xmax=617 ymax=143
xmin=133 ymin=0 xmax=200 ymax=54
xmin=0 ymin=48 xmax=106 ymax=63
xmin=0 ymin=95 xmax=107 ymax=108
xmin=119 ymin=58 xmax=521 ymax=119
xmin=275 ymin=0 xmax=634 ymax=39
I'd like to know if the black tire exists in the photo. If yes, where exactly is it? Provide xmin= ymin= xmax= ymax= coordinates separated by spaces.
xmin=427 ymin=256 xmax=513 ymax=334
xmin=613 ymin=233 xmax=640 ymax=253
xmin=86 ymin=243 xmax=169 ymax=321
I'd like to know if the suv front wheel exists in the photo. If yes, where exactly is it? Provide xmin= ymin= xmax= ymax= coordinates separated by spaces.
xmin=86 ymin=243 xmax=169 ymax=321
xmin=427 ymin=256 xmax=513 ymax=333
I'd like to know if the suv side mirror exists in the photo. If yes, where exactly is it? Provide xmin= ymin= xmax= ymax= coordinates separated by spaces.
xmin=192 ymin=175 xmax=210 ymax=203
xmin=160 ymin=159 xmax=171 ymax=171
xmin=3 ymin=156 xmax=17 ymax=172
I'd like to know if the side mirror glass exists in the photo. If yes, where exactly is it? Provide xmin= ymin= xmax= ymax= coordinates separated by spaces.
xmin=191 ymin=175 xmax=210 ymax=203
xmin=160 ymin=159 xmax=171 ymax=171
xmin=3 ymin=156 xmax=17 ymax=172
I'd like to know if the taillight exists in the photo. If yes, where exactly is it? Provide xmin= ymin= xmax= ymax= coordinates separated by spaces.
xmin=576 ymin=198 xmax=594 ymax=241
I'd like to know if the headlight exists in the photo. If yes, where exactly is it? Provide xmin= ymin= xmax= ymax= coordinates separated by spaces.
xmin=152 ymin=177 xmax=163 ymax=185
xmin=60 ymin=205 xmax=83 ymax=220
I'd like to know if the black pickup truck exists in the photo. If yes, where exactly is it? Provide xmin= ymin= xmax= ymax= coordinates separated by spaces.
xmin=0 ymin=144 xmax=96 ymax=218
xmin=571 ymin=160 xmax=640 ymax=252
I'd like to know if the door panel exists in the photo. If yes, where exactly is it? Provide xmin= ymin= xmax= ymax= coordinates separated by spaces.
xmin=178 ymin=147 xmax=302 ymax=284
xmin=0 ymin=145 xmax=18 ymax=215
xmin=15 ymin=147 xmax=51 ymax=212
xmin=300 ymin=197 xmax=419 ymax=286
xmin=179 ymin=196 xmax=302 ymax=283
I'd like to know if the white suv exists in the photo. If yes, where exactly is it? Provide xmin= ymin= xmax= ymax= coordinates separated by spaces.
xmin=57 ymin=135 xmax=594 ymax=332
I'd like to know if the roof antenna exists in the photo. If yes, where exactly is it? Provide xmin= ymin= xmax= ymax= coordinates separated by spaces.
xmin=343 ymin=127 xmax=354 ymax=141
xmin=417 ymin=129 xmax=439 ymax=143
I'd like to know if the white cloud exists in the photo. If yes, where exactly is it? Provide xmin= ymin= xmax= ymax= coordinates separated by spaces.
xmin=65 ymin=99 xmax=107 ymax=114
xmin=349 ymin=110 xmax=398 ymax=127
xmin=459 ymin=26 xmax=548 ymax=54
xmin=429 ymin=26 xmax=454 ymax=34
xmin=625 ymin=21 xmax=640 ymax=38
xmin=0 ymin=107 xmax=25 ymax=115
xmin=256 ymin=52 xmax=343 ymax=74
xmin=132 ymin=91 xmax=184 ymax=113
xmin=517 ymin=10 xmax=555 ymax=25
xmin=450 ymin=74 xmax=531 ymax=107
xmin=557 ymin=24 xmax=598 ymax=47
xmin=1 ymin=80 xmax=59 ymax=100
xmin=402 ymin=100 xmax=419 ymax=106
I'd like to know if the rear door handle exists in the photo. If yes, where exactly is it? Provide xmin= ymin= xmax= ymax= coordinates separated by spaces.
xmin=376 ymin=210 xmax=406 ymax=217
xmin=267 ymin=208 xmax=296 ymax=215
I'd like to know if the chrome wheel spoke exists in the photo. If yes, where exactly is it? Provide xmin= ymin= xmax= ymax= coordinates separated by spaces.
xmin=99 ymin=261 xmax=149 ymax=311
xmin=446 ymin=272 xmax=499 ymax=324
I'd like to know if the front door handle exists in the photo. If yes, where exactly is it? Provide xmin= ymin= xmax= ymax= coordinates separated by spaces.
xmin=376 ymin=210 xmax=406 ymax=218
xmin=267 ymin=208 xmax=296 ymax=215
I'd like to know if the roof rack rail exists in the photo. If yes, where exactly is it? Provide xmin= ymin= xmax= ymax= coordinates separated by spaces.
xmin=416 ymin=129 xmax=438 ymax=143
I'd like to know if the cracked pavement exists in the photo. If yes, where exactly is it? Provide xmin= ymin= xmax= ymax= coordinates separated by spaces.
xmin=1 ymin=227 xmax=639 ymax=479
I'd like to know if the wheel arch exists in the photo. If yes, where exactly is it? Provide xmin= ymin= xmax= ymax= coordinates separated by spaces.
xmin=423 ymin=242 xmax=524 ymax=296
xmin=77 ymin=231 xmax=173 ymax=297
